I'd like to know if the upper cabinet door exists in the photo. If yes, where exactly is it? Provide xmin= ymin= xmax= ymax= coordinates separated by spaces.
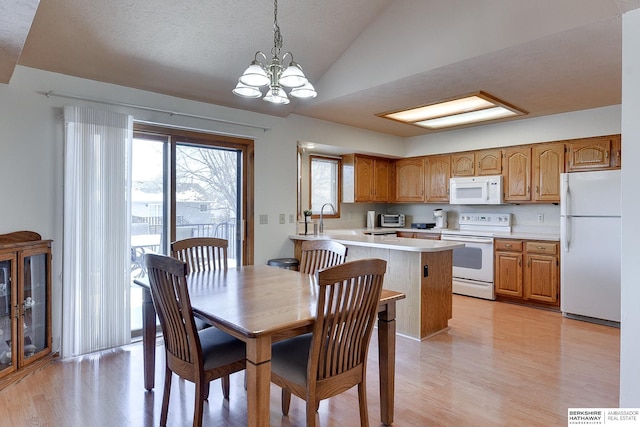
xmin=425 ymin=155 xmax=451 ymax=202
xmin=477 ymin=149 xmax=503 ymax=176
xmin=451 ymin=152 xmax=475 ymax=177
xmin=395 ymin=158 xmax=425 ymax=202
xmin=532 ymin=143 xmax=564 ymax=202
xmin=565 ymin=135 xmax=620 ymax=172
xmin=354 ymin=156 xmax=374 ymax=202
xmin=373 ymin=158 xmax=392 ymax=202
xmin=504 ymin=147 xmax=531 ymax=202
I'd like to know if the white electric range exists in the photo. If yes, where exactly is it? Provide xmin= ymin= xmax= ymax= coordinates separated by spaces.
xmin=440 ymin=213 xmax=512 ymax=300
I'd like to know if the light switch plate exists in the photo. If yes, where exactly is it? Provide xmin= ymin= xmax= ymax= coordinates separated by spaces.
xmin=259 ymin=214 xmax=268 ymax=224
xmin=289 ymin=214 xmax=295 ymax=223
xmin=279 ymin=213 xmax=285 ymax=224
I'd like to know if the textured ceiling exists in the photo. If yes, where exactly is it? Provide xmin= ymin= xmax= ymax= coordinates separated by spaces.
xmin=2 ymin=0 xmax=639 ymax=137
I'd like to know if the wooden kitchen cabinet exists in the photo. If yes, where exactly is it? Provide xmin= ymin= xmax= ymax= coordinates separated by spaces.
xmin=425 ymin=155 xmax=451 ymax=202
xmin=494 ymin=238 xmax=559 ymax=309
xmin=477 ymin=149 xmax=503 ymax=175
xmin=0 ymin=231 xmax=53 ymax=390
xmin=372 ymin=158 xmax=392 ymax=201
xmin=395 ymin=157 xmax=425 ymax=202
xmin=342 ymin=154 xmax=392 ymax=202
xmin=524 ymin=241 xmax=559 ymax=304
xmin=451 ymin=152 xmax=475 ymax=176
xmin=451 ymin=149 xmax=503 ymax=177
xmin=495 ymin=239 xmax=524 ymax=297
xmin=532 ymin=143 xmax=564 ymax=203
xmin=565 ymin=135 xmax=621 ymax=172
xmin=503 ymin=147 xmax=531 ymax=202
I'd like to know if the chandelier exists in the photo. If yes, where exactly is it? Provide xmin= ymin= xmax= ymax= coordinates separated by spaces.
xmin=232 ymin=0 xmax=317 ymax=104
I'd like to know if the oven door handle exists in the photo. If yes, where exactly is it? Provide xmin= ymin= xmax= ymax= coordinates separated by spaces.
xmin=441 ymin=235 xmax=494 ymax=244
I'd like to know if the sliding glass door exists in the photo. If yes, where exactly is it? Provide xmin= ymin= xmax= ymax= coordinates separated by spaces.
xmin=130 ymin=124 xmax=254 ymax=333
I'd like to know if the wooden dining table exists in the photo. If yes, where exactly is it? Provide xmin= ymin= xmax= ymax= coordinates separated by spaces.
xmin=134 ymin=264 xmax=405 ymax=426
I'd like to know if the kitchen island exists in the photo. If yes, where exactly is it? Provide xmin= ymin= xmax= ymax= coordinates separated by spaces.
xmin=289 ymin=233 xmax=464 ymax=340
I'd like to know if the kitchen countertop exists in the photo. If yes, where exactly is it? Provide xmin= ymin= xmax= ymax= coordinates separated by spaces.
xmin=289 ymin=233 xmax=464 ymax=252
xmin=293 ymin=226 xmax=560 ymax=242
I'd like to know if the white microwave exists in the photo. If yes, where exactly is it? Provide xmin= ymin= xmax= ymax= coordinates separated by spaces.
xmin=449 ymin=175 xmax=503 ymax=205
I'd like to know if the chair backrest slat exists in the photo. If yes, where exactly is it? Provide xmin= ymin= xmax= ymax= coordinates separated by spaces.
xmin=311 ymin=258 xmax=386 ymax=382
xmin=171 ymin=237 xmax=228 ymax=273
xmin=299 ymin=240 xmax=348 ymax=274
xmin=145 ymin=254 xmax=201 ymax=366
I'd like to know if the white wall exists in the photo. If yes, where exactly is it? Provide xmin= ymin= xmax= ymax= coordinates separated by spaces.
xmin=619 ymin=7 xmax=640 ymax=407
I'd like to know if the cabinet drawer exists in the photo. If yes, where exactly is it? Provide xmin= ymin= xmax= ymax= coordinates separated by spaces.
xmin=525 ymin=241 xmax=558 ymax=255
xmin=495 ymin=239 xmax=523 ymax=252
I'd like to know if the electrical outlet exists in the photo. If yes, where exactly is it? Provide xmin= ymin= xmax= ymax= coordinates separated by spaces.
xmin=289 ymin=214 xmax=294 ymax=223
xmin=279 ymin=213 xmax=285 ymax=224
xmin=537 ymin=214 xmax=544 ymax=223
xmin=259 ymin=214 xmax=268 ymax=224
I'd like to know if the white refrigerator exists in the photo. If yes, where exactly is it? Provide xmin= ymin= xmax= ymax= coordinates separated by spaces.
xmin=560 ymin=169 xmax=621 ymax=324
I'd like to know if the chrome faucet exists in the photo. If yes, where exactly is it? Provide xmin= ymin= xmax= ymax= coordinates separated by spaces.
xmin=319 ymin=203 xmax=336 ymax=234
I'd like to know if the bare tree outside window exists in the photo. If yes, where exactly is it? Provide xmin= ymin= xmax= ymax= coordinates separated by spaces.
xmin=310 ymin=156 xmax=340 ymax=216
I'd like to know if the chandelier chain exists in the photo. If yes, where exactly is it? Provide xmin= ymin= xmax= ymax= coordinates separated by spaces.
xmin=272 ymin=0 xmax=283 ymax=57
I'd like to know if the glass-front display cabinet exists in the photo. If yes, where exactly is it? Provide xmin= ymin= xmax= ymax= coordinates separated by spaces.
xmin=0 ymin=231 xmax=52 ymax=386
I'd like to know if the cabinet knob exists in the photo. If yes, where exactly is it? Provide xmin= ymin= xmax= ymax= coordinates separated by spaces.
xmin=537 ymin=246 xmax=545 ymax=250
xmin=505 ymin=244 xmax=512 ymax=248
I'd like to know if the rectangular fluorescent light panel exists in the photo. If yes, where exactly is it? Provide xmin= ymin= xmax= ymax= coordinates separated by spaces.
xmin=379 ymin=92 xmax=526 ymax=130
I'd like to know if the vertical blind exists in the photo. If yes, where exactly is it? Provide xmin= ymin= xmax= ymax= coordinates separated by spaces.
xmin=62 ymin=106 xmax=133 ymax=357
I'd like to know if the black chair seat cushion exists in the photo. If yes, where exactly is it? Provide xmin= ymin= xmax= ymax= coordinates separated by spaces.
xmin=194 ymin=316 xmax=211 ymax=331
xmin=199 ymin=327 xmax=246 ymax=370
xmin=271 ymin=333 xmax=313 ymax=387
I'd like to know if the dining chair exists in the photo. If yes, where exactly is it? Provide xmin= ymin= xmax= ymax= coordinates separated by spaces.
xmin=298 ymin=239 xmax=348 ymax=274
xmin=170 ymin=237 xmax=228 ymax=273
xmin=270 ymin=258 xmax=387 ymax=427
xmin=144 ymin=253 xmax=245 ymax=427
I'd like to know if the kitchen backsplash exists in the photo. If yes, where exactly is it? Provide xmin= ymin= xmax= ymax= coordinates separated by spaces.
xmin=323 ymin=202 xmax=560 ymax=233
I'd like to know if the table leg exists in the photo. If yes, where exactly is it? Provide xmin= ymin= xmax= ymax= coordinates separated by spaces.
xmin=142 ymin=287 xmax=156 ymax=391
xmin=378 ymin=301 xmax=396 ymax=426
xmin=246 ymin=336 xmax=272 ymax=427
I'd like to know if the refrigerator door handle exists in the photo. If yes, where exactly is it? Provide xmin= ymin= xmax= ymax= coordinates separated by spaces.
xmin=562 ymin=216 xmax=570 ymax=252
xmin=560 ymin=174 xmax=569 ymax=217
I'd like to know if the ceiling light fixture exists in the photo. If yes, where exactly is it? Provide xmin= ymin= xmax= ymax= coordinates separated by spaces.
xmin=233 ymin=0 xmax=317 ymax=104
xmin=378 ymin=91 xmax=527 ymax=130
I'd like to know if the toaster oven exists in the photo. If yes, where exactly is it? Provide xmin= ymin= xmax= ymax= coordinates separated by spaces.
xmin=380 ymin=214 xmax=405 ymax=227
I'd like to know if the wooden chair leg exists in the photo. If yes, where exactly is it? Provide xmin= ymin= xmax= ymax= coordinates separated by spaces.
xmin=357 ymin=382 xmax=369 ymax=427
xmin=221 ymin=375 xmax=230 ymax=399
xmin=281 ymin=388 xmax=292 ymax=415
xmin=306 ymin=399 xmax=317 ymax=427
xmin=193 ymin=381 xmax=206 ymax=427
xmin=160 ymin=367 xmax=172 ymax=426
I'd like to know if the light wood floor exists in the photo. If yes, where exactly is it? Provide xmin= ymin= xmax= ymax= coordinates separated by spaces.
xmin=0 ymin=295 xmax=619 ymax=426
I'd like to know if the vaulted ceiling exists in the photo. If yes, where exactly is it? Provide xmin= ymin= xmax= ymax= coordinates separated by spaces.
xmin=2 ymin=0 xmax=639 ymax=137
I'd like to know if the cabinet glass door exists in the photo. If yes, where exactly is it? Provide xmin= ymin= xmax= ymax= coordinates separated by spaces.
xmin=0 ymin=257 xmax=14 ymax=372
xmin=22 ymin=253 xmax=48 ymax=361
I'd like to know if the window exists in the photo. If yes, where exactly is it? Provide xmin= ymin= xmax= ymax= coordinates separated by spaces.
xmin=309 ymin=155 xmax=340 ymax=217
xmin=130 ymin=123 xmax=254 ymax=336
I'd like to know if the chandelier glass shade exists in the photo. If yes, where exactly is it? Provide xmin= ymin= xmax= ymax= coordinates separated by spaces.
xmin=233 ymin=0 xmax=317 ymax=104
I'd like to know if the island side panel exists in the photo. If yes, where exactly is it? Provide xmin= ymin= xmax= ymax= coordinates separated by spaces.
xmin=420 ymin=250 xmax=453 ymax=338
xmin=386 ymin=249 xmax=422 ymax=339
xmin=347 ymin=245 xmax=421 ymax=339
